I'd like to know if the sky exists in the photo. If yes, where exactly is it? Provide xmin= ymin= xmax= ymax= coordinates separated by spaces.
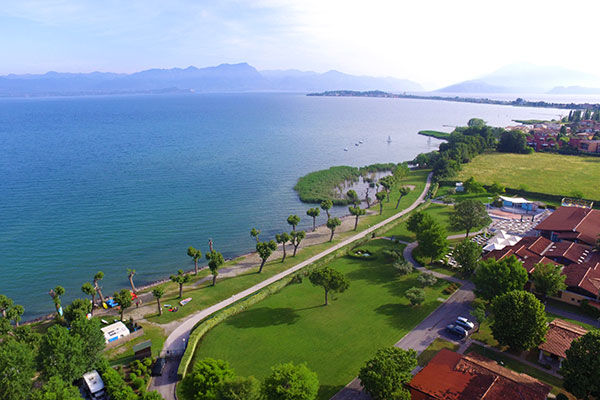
xmin=2 ymin=0 xmax=600 ymax=89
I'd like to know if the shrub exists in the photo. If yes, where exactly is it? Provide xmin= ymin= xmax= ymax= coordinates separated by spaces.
xmin=131 ymin=377 xmax=145 ymax=391
xmin=393 ymin=261 xmax=414 ymax=275
xmin=143 ymin=358 xmax=153 ymax=367
xmin=417 ymin=273 xmax=437 ymax=287
xmin=405 ymin=287 xmax=426 ymax=306
xmin=555 ymin=394 xmax=568 ymax=400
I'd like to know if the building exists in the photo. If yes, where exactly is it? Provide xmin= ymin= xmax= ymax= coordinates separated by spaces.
xmin=569 ymin=138 xmax=600 ymax=153
xmin=101 ymin=321 xmax=130 ymax=344
xmin=535 ymin=206 xmax=600 ymax=246
xmin=538 ymin=319 xmax=588 ymax=368
xmin=499 ymin=196 xmax=537 ymax=212
xmin=407 ymin=349 xmax=551 ymax=400
xmin=133 ymin=340 xmax=152 ymax=360
xmin=83 ymin=370 xmax=106 ymax=400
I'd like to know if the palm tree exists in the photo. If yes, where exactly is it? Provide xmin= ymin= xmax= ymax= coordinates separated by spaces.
xmin=127 ymin=268 xmax=137 ymax=293
xmin=93 ymin=271 xmax=106 ymax=304
xmin=306 ymin=208 xmax=320 ymax=232
xmin=250 ymin=228 xmax=261 ymax=243
xmin=187 ymin=246 xmax=202 ymax=275
xmin=275 ymin=232 xmax=291 ymax=262
xmin=152 ymin=286 xmax=165 ymax=316
xmin=170 ymin=270 xmax=190 ymax=298
xmin=326 ymin=218 xmax=341 ymax=242
xmin=81 ymin=282 xmax=96 ymax=314
xmin=320 ymin=200 xmax=333 ymax=219
xmin=287 ymin=215 xmax=300 ymax=231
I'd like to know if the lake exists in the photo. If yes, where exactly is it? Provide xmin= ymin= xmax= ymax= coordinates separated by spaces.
xmin=0 ymin=92 xmax=564 ymax=319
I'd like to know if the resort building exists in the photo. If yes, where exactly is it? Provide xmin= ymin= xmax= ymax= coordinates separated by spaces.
xmin=534 ymin=206 xmax=600 ymax=246
xmin=499 ymin=196 xmax=537 ymax=213
xmin=407 ymin=349 xmax=551 ymax=400
xmin=538 ymin=319 xmax=588 ymax=369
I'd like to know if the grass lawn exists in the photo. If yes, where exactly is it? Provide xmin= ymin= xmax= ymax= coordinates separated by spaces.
xmin=187 ymin=239 xmax=453 ymax=400
xmin=417 ymin=338 xmax=459 ymax=367
xmin=105 ymin=324 xmax=166 ymax=366
xmin=457 ymin=152 xmax=600 ymax=201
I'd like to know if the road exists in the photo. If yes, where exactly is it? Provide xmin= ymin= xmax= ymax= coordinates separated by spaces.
xmin=149 ymin=174 xmax=433 ymax=400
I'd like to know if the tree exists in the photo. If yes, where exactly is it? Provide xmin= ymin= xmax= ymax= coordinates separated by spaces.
xmin=187 ymin=246 xmax=203 ymax=275
xmin=348 ymin=206 xmax=366 ymax=230
xmin=471 ymin=305 xmax=486 ymax=333
xmin=102 ymin=367 xmax=138 ymax=400
xmin=473 ymin=255 xmax=528 ymax=300
xmin=463 ymin=177 xmax=485 ymax=194
xmin=379 ymin=176 xmax=394 ymax=202
xmin=358 ymin=347 xmax=417 ymax=400
xmin=450 ymin=199 xmax=491 ymax=238
xmin=416 ymin=222 xmax=448 ymax=263
xmin=290 ymin=230 xmax=306 ymax=257
xmin=490 ymin=290 xmax=548 ymax=351
xmin=453 ymin=240 xmax=482 ymax=277
xmin=69 ymin=317 xmax=105 ymax=372
xmin=406 ymin=211 xmax=434 ymax=233
xmin=38 ymin=325 xmax=86 ymax=382
xmin=250 ymin=228 xmax=261 ymax=243
xmin=346 ymin=189 xmax=359 ymax=205
xmin=287 ymin=214 xmax=300 ymax=231
xmin=0 ymin=340 xmax=35 ymax=400
xmin=81 ymin=282 xmax=96 ymax=314
xmin=0 ymin=294 xmax=13 ymax=318
xmin=32 ymin=376 xmax=82 ymax=400
xmin=320 ymin=200 xmax=332 ymax=219
xmin=467 ymin=118 xmax=486 ymax=128
xmin=395 ymin=186 xmax=411 ymax=209
xmin=309 ymin=267 xmax=350 ymax=305
xmin=93 ymin=271 xmax=106 ymax=304
xmin=562 ymin=330 xmax=600 ymax=400
xmin=375 ymin=191 xmax=386 ymax=215
xmin=142 ymin=392 xmax=165 ymax=400
xmin=127 ymin=268 xmax=137 ymax=292
xmin=113 ymin=289 xmax=133 ymax=321
xmin=326 ymin=217 xmax=341 ymax=242
xmin=498 ymin=130 xmax=532 ymax=154
xmin=405 ymin=287 xmax=426 ymax=306
xmin=63 ymin=298 xmax=91 ymax=324
xmin=206 ymin=250 xmax=225 ymax=286
xmin=216 ymin=376 xmax=262 ymax=400
xmin=50 ymin=286 xmax=66 ymax=316
xmin=531 ymin=263 xmax=566 ymax=303
xmin=275 ymin=232 xmax=291 ymax=262
xmin=306 ymin=208 xmax=320 ymax=231
xmin=263 ymin=362 xmax=319 ymax=400
xmin=182 ymin=358 xmax=236 ymax=400
xmin=256 ymin=240 xmax=278 ymax=273
xmin=170 ymin=269 xmax=190 ymax=298
xmin=5 ymin=304 xmax=24 ymax=327
xmin=152 ymin=286 xmax=165 ymax=316
xmin=489 ymin=182 xmax=505 ymax=194
xmin=417 ymin=272 xmax=437 ymax=287
xmin=393 ymin=260 xmax=414 ymax=275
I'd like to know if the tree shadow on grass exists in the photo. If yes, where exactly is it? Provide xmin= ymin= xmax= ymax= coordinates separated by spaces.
xmin=225 ymin=307 xmax=300 ymax=329
xmin=374 ymin=302 xmax=415 ymax=329
xmin=318 ymin=384 xmax=346 ymax=400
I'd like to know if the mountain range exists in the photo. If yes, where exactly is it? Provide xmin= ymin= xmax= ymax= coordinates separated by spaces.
xmin=0 ymin=63 xmax=422 ymax=97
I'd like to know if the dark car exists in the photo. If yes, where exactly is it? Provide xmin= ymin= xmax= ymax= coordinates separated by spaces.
xmin=151 ymin=358 xmax=166 ymax=376
xmin=446 ymin=324 xmax=468 ymax=339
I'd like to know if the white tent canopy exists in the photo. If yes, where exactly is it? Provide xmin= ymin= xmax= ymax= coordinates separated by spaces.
xmin=499 ymin=196 xmax=532 ymax=204
xmin=484 ymin=231 xmax=522 ymax=252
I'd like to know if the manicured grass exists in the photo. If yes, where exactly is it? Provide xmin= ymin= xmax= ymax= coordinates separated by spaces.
xmin=105 ymin=324 xmax=166 ymax=366
xmin=457 ymin=152 xmax=600 ymax=201
xmin=418 ymin=130 xmax=450 ymax=140
xmin=417 ymin=338 xmax=459 ymax=366
xmin=189 ymin=239 xmax=453 ymax=400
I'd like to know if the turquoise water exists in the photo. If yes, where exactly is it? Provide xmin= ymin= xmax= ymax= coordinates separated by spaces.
xmin=0 ymin=93 xmax=563 ymax=319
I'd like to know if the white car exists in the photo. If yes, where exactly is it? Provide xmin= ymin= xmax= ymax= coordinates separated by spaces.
xmin=455 ymin=316 xmax=475 ymax=330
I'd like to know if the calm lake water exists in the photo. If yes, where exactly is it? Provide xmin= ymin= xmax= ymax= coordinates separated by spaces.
xmin=0 ymin=93 xmax=564 ymax=319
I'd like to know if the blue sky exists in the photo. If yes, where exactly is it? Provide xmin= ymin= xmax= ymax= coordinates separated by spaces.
xmin=2 ymin=0 xmax=600 ymax=88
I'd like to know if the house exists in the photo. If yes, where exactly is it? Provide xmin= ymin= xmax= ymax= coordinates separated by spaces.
xmin=499 ymin=195 xmax=537 ymax=212
xmin=407 ymin=349 xmax=551 ymax=400
xmin=101 ymin=321 xmax=130 ymax=344
xmin=535 ymin=206 xmax=600 ymax=246
xmin=569 ymin=138 xmax=600 ymax=153
xmin=538 ymin=319 xmax=588 ymax=368
xmin=133 ymin=340 xmax=152 ymax=360
xmin=483 ymin=236 xmax=561 ymax=273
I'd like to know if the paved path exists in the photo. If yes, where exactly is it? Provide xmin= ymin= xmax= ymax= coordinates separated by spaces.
xmin=546 ymin=303 xmax=600 ymax=328
xmin=149 ymin=174 xmax=433 ymax=400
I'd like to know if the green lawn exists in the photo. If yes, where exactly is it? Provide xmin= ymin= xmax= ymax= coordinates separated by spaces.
xmin=188 ymin=239 xmax=453 ymax=400
xmin=457 ymin=152 xmax=600 ymax=201
xmin=417 ymin=338 xmax=459 ymax=366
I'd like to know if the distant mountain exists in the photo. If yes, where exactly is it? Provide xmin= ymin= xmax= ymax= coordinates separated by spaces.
xmin=548 ymin=85 xmax=600 ymax=94
xmin=436 ymin=63 xmax=600 ymax=94
xmin=0 ymin=63 xmax=422 ymax=97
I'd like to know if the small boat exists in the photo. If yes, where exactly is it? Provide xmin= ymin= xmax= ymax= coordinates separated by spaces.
xmin=386 ymin=135 xmax=392 ymax=143
xmin=359 ymin=140 xmax=363 ymax=144
xmin=180 ymin=297 xmax=192 ymax=306
xmin=343 ymin=148 xmax=348 ymax=151
xmin=355 ymin=143 xmax=359 ymax=146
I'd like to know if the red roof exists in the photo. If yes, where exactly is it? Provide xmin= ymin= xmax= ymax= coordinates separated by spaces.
xmin=535 ymin=207 xmax=600 ymax=246
xmin=539 ymin=319 xmax=588 ymax=358
xmin=563 ymin=261 xmax=600 ymax=297
xmin=408 ymin=349 xmax=551 ymax=400
xmin=483 ymin=237 xmax=561 ymax=273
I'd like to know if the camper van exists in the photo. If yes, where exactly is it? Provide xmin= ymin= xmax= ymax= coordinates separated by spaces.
xmin=82 ymin=370 xmax=106 ymax=400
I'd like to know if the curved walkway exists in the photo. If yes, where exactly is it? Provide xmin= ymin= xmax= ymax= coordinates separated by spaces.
xmin=149 ymin=174 xmax=433 ymax=400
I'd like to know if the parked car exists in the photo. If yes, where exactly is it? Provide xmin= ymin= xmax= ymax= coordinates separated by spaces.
xmin=455 ymin=316 xmax=475 ymax=330
xmin=151 ymin=358 xmax=166 ymax=377
xmin=446 ymin=324 xmax=468 ymax=339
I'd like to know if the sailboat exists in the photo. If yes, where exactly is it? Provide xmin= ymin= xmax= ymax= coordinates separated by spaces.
xmin=386 ymin=135 xmax=392 ymax=143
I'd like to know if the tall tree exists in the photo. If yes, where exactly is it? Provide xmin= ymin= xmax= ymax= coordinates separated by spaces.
xmin=81 ymin=282 xmax=96 ymax=313
xmin=309 ymin=267 xmax=350 ymax=305
xmin=375 ymin=192 xmax=386 ymax=215
xmin=449 ymin=199 xmax=491 ymax=238
xmin=6 ymin=304 xmax=24 ymax=327
xmin=358 ymin=347 xmax=417 ymax=400
xmin=290 ymin=230 xmax=306 ymax=256
xmin=38 ymin=325 xmax=86 ymax=382
xmin=63 ymin=299 xmax=91 ymax=325
xmin=306 ymin=208 xmax=320 ymax=232
xmin=0 ymin=294 xmax=13 ymax=318
xmin=395 ymin=186 xmax=411 ymax=209
xmin=216 ymin=376 xmax=262 ymax=400
xmin=379 ymin=176 xmax=394 ymax=202
xmin=113 ymin=289 xmax=133 ymax=321
xmin=416 ymin=222 xmax=449 ymax=263
xmin=348 ymin=206 xmax=366 ymax=230
xmin=531 ymin=263 xmax=566 ymax=303
xmin=490 ymin=290 xmax=548 ymax=351
xmin=263 ymin=362 xmax=319 ymax=400
xmin=275 ymin=232 xmax=291 ymax=262
xmin=152 ymin=286 xmax=165 ymax=316
xmin=287 ymin=215 xmax=301 ymax=231
xmin=562 ymin=330 xmax=600 ymax=400
xmin=32 ymin=376 xmax=82 ymax=400
xmin=182 ymin=358 xmax=235 ymax=400
xmin=0 ymin=339 xmax=36 ymax=400
xmin=170 ymin=269 xmax=191 ymax=298
xmin=187 ymin=246 xmax=202 ymax=275
xmin=49 ymin=286 xmax=66 ymax=316
xmin=206 ymin=250 xmax=225 ymax=286
xmin=473 ymin=255 xmax=528 ymax=300
xmin=326 ymin=217 xmax=341 ymax=242
xmin=346 ymin=189 xmax=359 ymax=205
xmin=127 ymin=268 xmax=137 ymax=293
xmin=320 ymin=200 xmax=333 ymax=219
xmin=250 ymin=228 xmax=261 ymax=243
xmin=452 ymin=240 xmax=482 ymax=277
xmin=69 ymin=317 xmax=105 ymax=372
xmin=93 ymin=271 xmax=105 ymax=304
xmin=406 ymin=211 xmax=434 ymax=233
xmin=256 ymin=240 xmax=278 ymax=273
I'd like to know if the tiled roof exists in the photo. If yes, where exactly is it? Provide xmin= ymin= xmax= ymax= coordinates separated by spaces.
xmin=408 ymin=349 xmax=551 ymax=400
xmin=535 ymin=207 xmax=600 ymax=246
xmin=539 ymin=319 xmax=588 ymax=358
xmin=563 ymin=261 xmax=600 ymax=297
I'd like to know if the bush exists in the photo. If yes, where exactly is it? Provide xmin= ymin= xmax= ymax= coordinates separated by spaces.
xmin=393 ymin=261 xmax=414 ymax=275
xmin=131 ymin=377 xmax=145 ymax=391
xmin=102 ymin=368 xmax=138 ymax=400
xmin=143 ymin=358 xmax=153 ymax=367
xmin=383 ymin=249 xmax=403 ymax=261
xmin=581 ymin=300 xmax=600 ymax=318
xmin=555 ymin=393 xmax=568 ymax=400
xmin=443 ymin=283 xmax=460 ymax=295
xmin=289 ymin=275 xmax=303 ymax=285
xmin=263 ymin=362 xmax=319 ymax=400
xmin=417 ymin=273 xmax=437 ymax=287
xmin=405 ymin=287 xmax=426 ymax=306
